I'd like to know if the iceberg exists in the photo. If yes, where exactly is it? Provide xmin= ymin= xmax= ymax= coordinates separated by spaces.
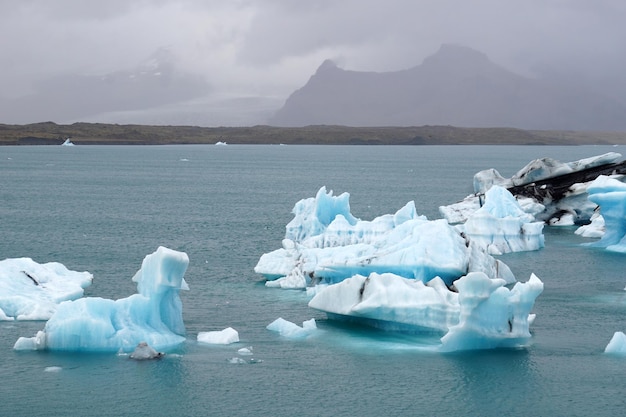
xmin=61 ymin=138 xmax=75 ymax=146
xmin=605 ymin=331 xmax=626 ymax=355
xmin=197 ymin=327 xmax=240 ymax=345
xmin=257 ymin=187 xmax=544 ymax=351
xmin=0 ymin=257 xmax=93 ymax=321
xmin=458 ymin=186 xmax=545 ymax=255
xmin=583 ymin=175 xmax=626 ymax=252
xmin=308 ymin=272 xmax=543 ymax=351
xmin=266 ymin=317 xmax=318 ymax=339
xmin=14 ymin=246 xmax=189 ymax=352
xmin=441 ymin=152 xmax=625 ymax=226
xmin=255 ymin=187 xmax=513 ymax=289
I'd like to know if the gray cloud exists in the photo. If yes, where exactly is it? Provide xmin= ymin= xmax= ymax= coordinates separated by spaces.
xmin=1 ymin=0 xmax=624 ymax=125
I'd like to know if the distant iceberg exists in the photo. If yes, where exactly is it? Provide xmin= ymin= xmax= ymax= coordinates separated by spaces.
xmin=14 ymin=246 xmax=189 ymax=352
xmin=215 ymin=141 xmax=227 ymax=146
xmin=255 ymin=187 xmax=514 ymax=289
xmin=61 ymin=138 xmax=75 ymax=146
xmin=0 ymin=258 xmax=92 ymax=321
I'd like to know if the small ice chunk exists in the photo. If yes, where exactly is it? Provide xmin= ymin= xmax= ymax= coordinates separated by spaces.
xmin=605 ymin=331 xmax=626 ymax=355
xmin=237 ymin=346 xmax=253 ymax=356
xmin=197 ymin=327 xmax=239 ymax=345
xmin=266 ymin=317 xmax=317 ymax=339
xmin=129 ymin=342 xmax=164 ymax=360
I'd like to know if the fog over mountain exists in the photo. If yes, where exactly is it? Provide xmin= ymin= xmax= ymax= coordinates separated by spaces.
xmin=270 ymin=44 xmax=626 ymax=131
xmin=1 ymin=1 xmax=625 ymax=128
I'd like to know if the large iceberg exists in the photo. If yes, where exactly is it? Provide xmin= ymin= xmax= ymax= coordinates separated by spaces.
xmin=582 ymin=175 xmax=626 ymax=252
xmin=458 ymin=186 xmax=545 ymax=255
xmin=14 ymin=246 xmax=189 ymax=352
xmin=256 ymin=187 xmax=543 ymax=351
xmin=0 ymin=258 xmax=93 ymax=321
xmin=255 ymin=187 xmax=514 ymax=289
xmin=441 ymin=152 xmax=625 ymax=226
xmin=309 ymin=271 xmax=543 ymax=351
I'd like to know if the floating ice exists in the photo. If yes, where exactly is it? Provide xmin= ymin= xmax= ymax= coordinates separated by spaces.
xmin=129 ymin=342 xmax=164 ymax=360
xmin=458 ymin=186 xmax=544 ymax=255
xmin=266 ymin=317 xmax=317 ymax=339
xmin=255 ymin=187 xmax=513 ymax=289
xmin=309 ymin=271 xmax=543 ymax=352
xmin=441 ymin=152 xmax=623 ymax=225
xmin=197 ymin=327 xmax=240 ymax=345
xmin=61 ymin=138 xmax=74 ymax=146
xmin=237 ymin=346 xmax=253 ymax=355
xmin=0 ymin=257 xmax=93 ymax=321
xmin=575 ymin=211 xmax=605 ymax=238
xmin=582 ymin=176 xmax=626 ymax=252
xmin=14 ymin=246 xmax=189 ymax=352
xmin=605 ymin=331 xmax=626 ymax=355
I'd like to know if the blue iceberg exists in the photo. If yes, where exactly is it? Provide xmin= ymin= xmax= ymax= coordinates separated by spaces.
xmin=0 ymin=257 xmax=93 ymax=321
xmin=583 ymin=175 xmax=626 ymax=252
xmin=14 ymin=246 xmax=189 ymax=352
xmin=255 ymin=187 xmax=514 ymax=289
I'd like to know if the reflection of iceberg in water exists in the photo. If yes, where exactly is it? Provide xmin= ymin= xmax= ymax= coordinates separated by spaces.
xmin=14 ymin=246 xmax=189 ymax=353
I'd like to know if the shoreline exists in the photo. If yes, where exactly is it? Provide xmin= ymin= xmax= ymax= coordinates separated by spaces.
xmin=1 ymin=122 xmax=626 ymax=146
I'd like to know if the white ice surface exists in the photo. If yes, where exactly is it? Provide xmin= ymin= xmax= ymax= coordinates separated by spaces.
xmin=197 ymin=327 xmax=240 ymax=345
xmin=605 ymin=331 xmax=626 ymax=355
xmin=266 ymin=317 xmax=317 ymax=339
xmin=458 ymin=186 xmax=544 ymax=255
xmin=0 ymin=258 xmax=93 ymax=321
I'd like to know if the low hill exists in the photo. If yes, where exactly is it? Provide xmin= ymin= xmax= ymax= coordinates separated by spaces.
xmin=2 ymin=122 xmax=626 ymax=146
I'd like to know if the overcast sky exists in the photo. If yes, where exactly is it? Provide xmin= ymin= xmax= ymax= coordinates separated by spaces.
xmin=1 ymin=0 xmax=624 ymax=125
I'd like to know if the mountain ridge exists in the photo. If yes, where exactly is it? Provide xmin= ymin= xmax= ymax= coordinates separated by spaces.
xmin=269 ymin=44 xmax=626 ymax=131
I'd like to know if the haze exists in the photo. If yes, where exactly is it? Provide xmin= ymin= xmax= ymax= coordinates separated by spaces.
xmin=1 ymin=0 xmax=624 ymax=128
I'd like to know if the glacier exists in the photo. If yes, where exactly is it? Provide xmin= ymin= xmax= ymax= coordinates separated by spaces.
xmin=14 ymin=246 xmax=189 ymax=353
xmin=440 ymin=152 xmax=624 ymax=226
xmin=0 ymin=257 xmax=93 ymax=321
xmin=256 ymin=187 xmax=543 ymax=351
xmin=255 ymin=186 xmax=514 ymax=290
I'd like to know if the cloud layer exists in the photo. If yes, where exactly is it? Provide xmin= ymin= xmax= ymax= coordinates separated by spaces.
xmin=2 ymin=0 xmax=624 ymax=125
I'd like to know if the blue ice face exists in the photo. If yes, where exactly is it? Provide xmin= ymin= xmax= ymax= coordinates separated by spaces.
xmin=586 ymin=176 xmax=626 ymax=252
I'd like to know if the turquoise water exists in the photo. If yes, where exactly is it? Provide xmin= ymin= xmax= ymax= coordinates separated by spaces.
xmin=1 ymin=145 xmax=625 ymax=417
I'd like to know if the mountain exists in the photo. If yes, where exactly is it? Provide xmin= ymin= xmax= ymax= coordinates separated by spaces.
xmin=269 ymin=44 xmax=626 ymax=131
xmin=0 ymin=48 xmax=210 ymax=124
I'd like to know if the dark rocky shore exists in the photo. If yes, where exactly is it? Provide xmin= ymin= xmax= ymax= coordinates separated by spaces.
xmin=1 ymin=122 xmax=626 ymax=146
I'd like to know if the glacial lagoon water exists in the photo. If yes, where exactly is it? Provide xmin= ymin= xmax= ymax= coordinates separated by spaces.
xmin=1 ymin=144 xmax=625 ymax=416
